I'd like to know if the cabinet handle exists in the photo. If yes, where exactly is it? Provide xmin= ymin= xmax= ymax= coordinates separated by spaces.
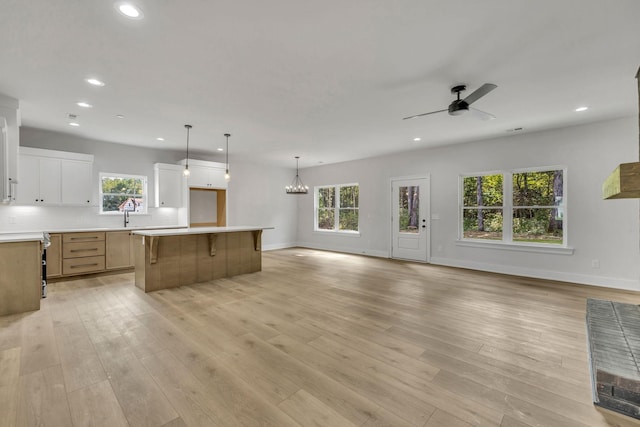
xmin=70 ymin=236 xmax=99 ymax=241
xmin=70 ymin=248 xmax=98 ymax=253
xmin=70 ymin=263 xmax=99 ymax=268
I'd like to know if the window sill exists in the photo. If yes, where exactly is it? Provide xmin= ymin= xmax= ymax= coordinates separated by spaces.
xmin=456 ymin=239 xmax=574 ymax=255
xmin=99 ymin=212 xmax=150 ymax=216
xmin=313 ymin=230 xmax=361 ymax=237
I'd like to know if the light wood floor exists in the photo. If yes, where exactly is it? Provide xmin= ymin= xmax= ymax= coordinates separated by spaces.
xmin=2 ymin=248 xmax=640 ymax=427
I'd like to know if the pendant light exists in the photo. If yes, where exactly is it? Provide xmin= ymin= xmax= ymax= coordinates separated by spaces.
xmin=224 ymin=133 xmax=231 ymax=182
xmin=183 ymin=124 xmax=192 ymax=176
xmin=285 ymin=156 xmax=308 ymax=194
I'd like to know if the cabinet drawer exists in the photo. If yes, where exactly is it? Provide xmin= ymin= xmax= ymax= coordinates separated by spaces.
xmin=63 ymin=232 xmax=105 ymax=243
xmin=63 ymin=241 xmax=106 ymax=258
xmin=63 ymin=256 xmax=106 ymax=275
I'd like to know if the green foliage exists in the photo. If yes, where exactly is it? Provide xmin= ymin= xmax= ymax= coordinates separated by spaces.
xmin=318 ymin=209 xmax=335 ymax=230
xmin=512 ymin=171 xmax=557 ymax=206
xmin=339 ymin=209 xmax=358 ymax=231
xmin=101 ymin=176 xmax=145 ymax=212
xmin=463 ymin=175 xmax=503 ymax=207
xmin=318 ymin=187 xmax=335 ymax=209
xmin=340 ymin=186 xmax=358 ymax=208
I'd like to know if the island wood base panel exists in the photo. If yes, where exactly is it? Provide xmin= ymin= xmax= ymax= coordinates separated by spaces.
xmin=133 ymin=231 xmax=262 ymax=292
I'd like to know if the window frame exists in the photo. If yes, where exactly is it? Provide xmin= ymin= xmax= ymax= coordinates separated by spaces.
xmin=314 ymin=183 xmax=360 ymax=234
xmin=459 ymin=166 xmax=568 ymax=248
xmin=99 ymin=172 xmax=148 ymax=215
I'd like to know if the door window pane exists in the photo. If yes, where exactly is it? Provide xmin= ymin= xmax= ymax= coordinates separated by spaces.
xmin=399 ymin=186 xmax=419 ymax=233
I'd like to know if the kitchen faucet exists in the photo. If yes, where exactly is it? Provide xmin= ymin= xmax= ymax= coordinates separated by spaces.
xmin=124 ymin=209 xmax=130 ymax=227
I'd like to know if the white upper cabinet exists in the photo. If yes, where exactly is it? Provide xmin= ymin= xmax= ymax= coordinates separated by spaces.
xmin=61 ymin=160 xmax=93 ymax=205
xmin=179 ymin=159 xmax=227 ymax=189
xmin=154 ymin=163 xmax=183 ymax=207
xmin=0 ymin=94 xmax=20 ymax=203
xmin=16 ymin=147 xmax=93 ymax=206
xmin=17 ymin=155 xmax=61 ymax=205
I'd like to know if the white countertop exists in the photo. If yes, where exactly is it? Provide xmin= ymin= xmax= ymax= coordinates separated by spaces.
xmin=131 ymin=226 xmax=274 ymax=237
xmin=0 ymin=225 xmax=185 ymax=234
xmin=0 ymin=233 xmax=45 ymax=243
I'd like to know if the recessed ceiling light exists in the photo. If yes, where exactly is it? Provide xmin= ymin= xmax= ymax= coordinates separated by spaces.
xmin=156 ymin=137 xmax=165 ymax=141
xmin=116 ymin=114 xmax=125 ymax=119
xmin=86 ymin=78 xmax=105 ymax=87
xmin=413 ymin=137 xmax=421 ymax=142
xmin=575 ymin=106 xmax=589 ymax=112
xmin=69 ymin=122 xmax=80 ymax=127
xmin=116 ymin=3 xmax=143 ymax=19
xmin=77 ymin=102 xmax=92 ymax=108
xmin=217 ymin=148 xmax=224 ymax=152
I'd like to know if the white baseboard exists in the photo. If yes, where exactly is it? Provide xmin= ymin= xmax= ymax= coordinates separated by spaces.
xmin=263 ymin=242 xmax=297 ymax=251
xmin=295 ymin=241 xmax=389 ymax=259
xmin=429 ymin=256 xmax=640 ymax=291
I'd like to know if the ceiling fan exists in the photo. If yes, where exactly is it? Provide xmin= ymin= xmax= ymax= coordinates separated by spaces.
xmin=403 ymin=83 xmax=498 ymax=121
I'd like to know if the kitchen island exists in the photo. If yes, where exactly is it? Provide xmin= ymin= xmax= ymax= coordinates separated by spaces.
xmin=0 ymin=233 xmax=44 ymax=316
xmin=131 ymin=226 xmax=271 ymax=292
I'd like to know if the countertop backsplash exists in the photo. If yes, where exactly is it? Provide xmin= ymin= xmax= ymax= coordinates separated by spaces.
xmin=0 ymin=205 xmax=185 ymax=233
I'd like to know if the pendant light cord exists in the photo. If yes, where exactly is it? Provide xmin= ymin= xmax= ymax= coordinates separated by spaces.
xmin=185 ymin=124 xmax=192 ymax=169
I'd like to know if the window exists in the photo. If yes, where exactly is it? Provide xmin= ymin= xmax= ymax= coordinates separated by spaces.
xmin=462 ymin=173 xmax=504 ymax=240
xmin=99 ymin=172 xmax=147 ymax=214
xmin=315 ymin=184 xmax=359 ymax=232
xmin=461 ymin=167 xmax=566 ymax=246
xmin=512 ymin=169 xmax=564 ymax=244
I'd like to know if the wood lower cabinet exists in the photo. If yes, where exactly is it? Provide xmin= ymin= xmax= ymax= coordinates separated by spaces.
xmin=106 ymin=231 xmax=134 ymax=270
xmin=46 ymin=234 xmax=62 ymax=278
xmin=61 ymin=232 xmax=105 ymax=276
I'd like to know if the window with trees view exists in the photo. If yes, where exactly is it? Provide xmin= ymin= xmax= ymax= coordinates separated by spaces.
xmin=461 ymin=168 xmax=565 ymax=245
xmin=315 ymin=184 xmax=359 ymax=232
xmin=100 ymin=173 xmax=147 ymax=214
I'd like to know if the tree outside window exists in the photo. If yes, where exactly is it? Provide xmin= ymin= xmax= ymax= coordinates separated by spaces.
xmin=315 ymin=184 xmax=359 ymax=232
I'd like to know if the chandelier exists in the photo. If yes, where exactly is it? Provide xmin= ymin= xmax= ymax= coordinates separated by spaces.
xmin=285 ymin=156 xmax=308 ymax=194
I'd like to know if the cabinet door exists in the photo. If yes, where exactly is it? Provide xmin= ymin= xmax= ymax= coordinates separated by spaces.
xmin=207 ymin=167 xmax=227 ymax=188
xmin=16 ymin=155 xmax=61 ymax=204
xmin=156 ymin=167 xmax=183 ymax=207
xmin=16 ymin=155 xmax=40 ymax=204
xmin=38 ymin=157 xmax=61 ymax=204
xmin=186 ymin=165 xmax=210 ymax=188
xmin=106 ymin=231 xmax=133 ymax=270
xmin=61 ymin=160 xmax=93 ymax=205
xmin=46 ymin=234 xmax=62 ymax=278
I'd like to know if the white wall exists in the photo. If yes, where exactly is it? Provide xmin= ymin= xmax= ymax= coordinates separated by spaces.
xmin=297 ymin=117 xmax=640 ymax=290
xmin=225 ymin=160 xmax=298 ymax=250
xmin=0 ymin=127 xmax=298 ymax=250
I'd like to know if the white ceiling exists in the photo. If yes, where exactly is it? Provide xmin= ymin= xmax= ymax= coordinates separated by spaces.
xmin=1 ymin=0 xmax=639 ymax=168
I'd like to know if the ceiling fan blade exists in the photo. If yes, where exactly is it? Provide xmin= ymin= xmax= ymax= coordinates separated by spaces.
xmin=402 ymin=109 xmax=447 ymax=120
xmin=463 ymin=83 xmax=497 ymax=105
xmin=469 ymin=107 xmax=496 ymax=121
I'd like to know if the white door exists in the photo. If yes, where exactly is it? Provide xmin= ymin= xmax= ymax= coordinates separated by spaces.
xmin=391 ymin=177 xmax=429 ymax=262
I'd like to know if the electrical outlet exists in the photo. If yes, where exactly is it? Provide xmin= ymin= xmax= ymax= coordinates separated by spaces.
xmin=591 ymin=259 xmax=600 ymax=269
xmin=437 ymin=245 xmax=443 ymax=252
xmin=8 ymin=217 xmax=16 ymax=224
